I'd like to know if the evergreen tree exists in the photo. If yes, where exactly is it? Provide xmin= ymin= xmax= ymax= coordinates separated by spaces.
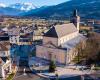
xmin=49 ymin=60 xmax=56 ymax=72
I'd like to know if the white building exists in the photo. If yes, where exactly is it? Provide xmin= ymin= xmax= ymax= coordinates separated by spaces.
xmin=8 ymin=28 xmax=20 ymax=44
xmin=8 ymin=27 xmax=33 ymax=45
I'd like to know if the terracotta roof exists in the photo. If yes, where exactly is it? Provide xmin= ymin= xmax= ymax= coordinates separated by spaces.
xmin=44 ymin=23 xmax=78 ymax=38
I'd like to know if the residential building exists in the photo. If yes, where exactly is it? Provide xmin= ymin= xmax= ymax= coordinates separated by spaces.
xmin=19 ymin=26 xmax=33 ymax=45
xmin=33 ymin=30 xmax=43 ymax=41
xmin=0 ymin=41 xmax=10 ymax=57
xmin=0 ymin=30 xmax=9 ymax=41
xmin=8 ymin=26 xmax=33 ymax=45
xmin=8 ymin=27 xmax=20 ymax=44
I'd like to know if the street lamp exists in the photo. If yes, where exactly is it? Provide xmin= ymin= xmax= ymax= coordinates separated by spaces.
xmin=38 ymin=63 xmax=42 ymax=73
xmin=23 ymin=68 xmax=27 ymax=75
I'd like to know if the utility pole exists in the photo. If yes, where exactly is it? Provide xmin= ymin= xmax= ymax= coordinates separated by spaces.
xmin=55 ymin=73 xmax=59 ymax=80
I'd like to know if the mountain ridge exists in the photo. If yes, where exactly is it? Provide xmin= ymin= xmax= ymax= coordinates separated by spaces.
xmin=0 ymin=0 xmax=100 ymax=20
xmin=0 ymin=2 xmax=38 ymax=16
xmin=24 ymin=0 xmax=100 ymax=20
xmin=9 ymin=3 xmax=37 ymax=11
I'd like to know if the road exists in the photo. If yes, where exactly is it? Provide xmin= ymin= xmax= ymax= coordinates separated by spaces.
xmin=13 ymin=66 xmax=45 ymax=80
xmin=13 ymin=65 xmax=100 ymax=80
xmin=13 ymin=58 xmax=47 ymax=80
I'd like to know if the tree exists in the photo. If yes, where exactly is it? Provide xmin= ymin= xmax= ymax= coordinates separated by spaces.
xmin=83 ymin=32 xmax=100 ymax=65
xmin=49 ymin=60 xmax=56 ymax=72
xmin=75 ymin=41 xmax=85 ymax=64
xmin=74 ymin=32 xmax=100 ymax=65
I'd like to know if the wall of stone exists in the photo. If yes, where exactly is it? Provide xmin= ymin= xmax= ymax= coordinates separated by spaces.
xmin=36 ymin=45 xmax=66 ymax=64
xmin=43 ymin=36 xmax=58 ymax=47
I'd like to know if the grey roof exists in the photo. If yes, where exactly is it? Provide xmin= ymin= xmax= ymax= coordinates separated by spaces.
xmin=8 ymin=28 xmax=20 ymax=36
xmin=44 ymin=23 xmax=78 ymax=38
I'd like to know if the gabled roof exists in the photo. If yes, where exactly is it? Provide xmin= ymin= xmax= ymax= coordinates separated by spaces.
xmin=44 ymin=23 xmax=78 ymax=38
xmin=61 ymin=34 xmax=86 ymax=50
xmin=8 ymin=28 xmax=20 ymax=36
xmin=44 ymin=27 xmax=58 ymax=37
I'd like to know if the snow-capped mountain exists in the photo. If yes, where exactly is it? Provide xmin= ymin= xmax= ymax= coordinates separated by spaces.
xmin=0 ymin=3 xmax=6 ymax=7
xmin=9 ymin=3 xmax=37 ymax=11
xmin=0 ymin=3 xmax=37 ymax=16
xmin=24 ymin=0 xmax=100 ymax=19
xmin=0 ymin=0 xmax=100 ymax=20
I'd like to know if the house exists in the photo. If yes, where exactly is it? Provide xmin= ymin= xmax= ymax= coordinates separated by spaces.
xmin=8 ymin=27 xmax=20 ymax=44
xmin=19 ymin=26 xmax=33 ymax=45
xmin=0 ymin=30 xmax=9 ymax=41
xmin=0 ymin=41 xmax=11 ymax=79
xmin=36 ymin=10 xmax=86 ymax=64
xmin=33 ymin=30 xmax=43 ymax=41
xmin=0 ymin=41 xmax=11 ymax=57
xmin=8 ymin=26 xmax=33 ymax=45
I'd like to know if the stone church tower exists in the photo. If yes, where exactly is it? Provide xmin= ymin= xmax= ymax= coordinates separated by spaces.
xmin=70 ymin=9 xmax=80 ymax=31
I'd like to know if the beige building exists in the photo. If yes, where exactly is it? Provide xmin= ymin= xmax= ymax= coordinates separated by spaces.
xmin=0 ymin=41 xmax=10 ymax=57
xmin=36 ymin=10 xmax=86 ymax=64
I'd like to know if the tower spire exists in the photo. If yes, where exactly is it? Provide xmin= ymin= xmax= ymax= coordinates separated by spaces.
xmin=70 ymin=9 xmax=80 ymax=31
xmin=73 ymin=9 xmax=78 ymax=17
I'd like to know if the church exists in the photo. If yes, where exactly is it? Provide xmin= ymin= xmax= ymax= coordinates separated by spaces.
xmin=36 ymin=10 xmax=86 ymax=64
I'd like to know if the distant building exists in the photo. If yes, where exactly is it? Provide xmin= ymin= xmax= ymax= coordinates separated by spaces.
xmin=0 ymin=41 xmax=11 ymax=57
xmin=8 ymin=26 xmax=33 ymax=45
xmin=36 ymin=10 xmax=86 ymax=64
xmin=33 ymin=30 xmax=43 ymax=41
xmin=8 ymin=27 xmax=20 ymax=44
xmin=0 ymin=30 xmax=9 ymax=41
xmin=19 ymin=26 xmax=33 ymax=45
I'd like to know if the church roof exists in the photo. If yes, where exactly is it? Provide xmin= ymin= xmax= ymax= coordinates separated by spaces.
xmin=44 ymin=23 xmax=78 ymax=38
xmin=61 ymin=34 xmax=86 ymax=50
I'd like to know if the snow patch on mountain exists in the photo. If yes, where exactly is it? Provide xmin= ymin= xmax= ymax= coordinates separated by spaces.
xmin=0 ymin=3 xmax=6 ymax=7
xmin=9 ymin=3 xmax=37 ymax=11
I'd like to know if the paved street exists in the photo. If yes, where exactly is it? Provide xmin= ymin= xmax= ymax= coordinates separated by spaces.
xmin=13 ymin=66 xmax=45 ymax=80
xmin=13 ymin=58 xmax=47 ymax=80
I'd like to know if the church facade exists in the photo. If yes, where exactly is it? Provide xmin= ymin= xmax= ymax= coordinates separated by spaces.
xmin=36 ymin=10 xmax=86 ymax=64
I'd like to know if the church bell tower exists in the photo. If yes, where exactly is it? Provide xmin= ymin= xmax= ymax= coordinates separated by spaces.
xmin=70 ymin=9 xmax=80 ymax=31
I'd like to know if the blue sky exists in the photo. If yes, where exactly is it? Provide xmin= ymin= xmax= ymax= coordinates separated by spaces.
xmin=0 ymin=0 xmax=69 ymax=7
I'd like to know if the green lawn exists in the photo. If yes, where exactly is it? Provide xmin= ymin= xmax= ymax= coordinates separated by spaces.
xmin=6 ymin=73 xmax=15 ymax=80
